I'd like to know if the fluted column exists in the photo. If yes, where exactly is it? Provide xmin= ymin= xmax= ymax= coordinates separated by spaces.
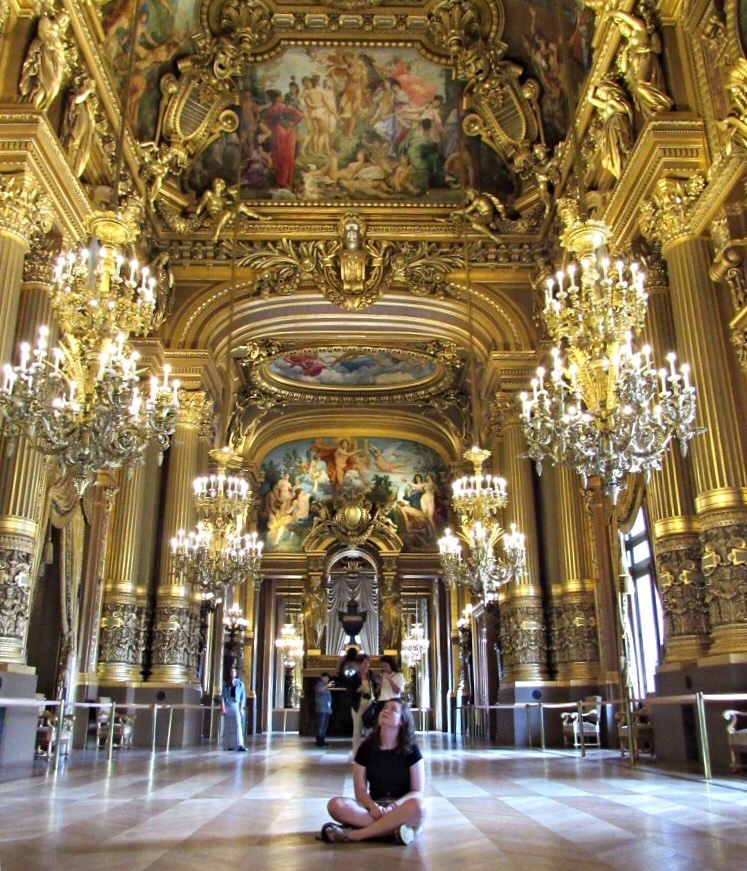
xmin=0 ymin=247 xmax=57 ymax=664
xmin=492 ymin=394 xmax=548 ymax=681
xmin=641 ymin=253 xmax=710 ymax=662
xmin=643 ymin=177 xmax=747 ymax=655
xmin=0 ymin=173 xmax=50 ymax=364
xmin=551 ymin=465 xmax=600 ymax=681
xmin=98 ymin=459 xmax=149 ymax=682
xmin=150 ymin=390 xmax=213 ymax=684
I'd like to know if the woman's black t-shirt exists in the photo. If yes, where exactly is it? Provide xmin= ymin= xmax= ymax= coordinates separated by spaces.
xmin=354 ymin=742 xmax=423 ymax=800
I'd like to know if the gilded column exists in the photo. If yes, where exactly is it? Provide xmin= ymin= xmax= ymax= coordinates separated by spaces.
xmin=551 ymin=465 xmax=600 ymax=682
xmin=640 ymin=251 xmax=710 ymax=662
xmin=492 ymin=394 xmax=548 ymax=682
xmin=0 ymin=245 xmax=57 ymax=664
xmin=97 ymin=459 xmax=149 ymax=682
xmin=150 ymin=390 xmax=213 ymax=684
xmin=642 ymin=177 xmax=747 ymax=655
xmin=0 ymin=173 xmax=50 ymax=363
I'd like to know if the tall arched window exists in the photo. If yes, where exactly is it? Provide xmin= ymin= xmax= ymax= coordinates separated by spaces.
xmin=623 ymin=508 xmax=664 ymax=698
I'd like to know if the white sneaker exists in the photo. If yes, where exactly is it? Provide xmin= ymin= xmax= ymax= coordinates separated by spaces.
xmin=396 ymin=823 xmax=415 ymax=845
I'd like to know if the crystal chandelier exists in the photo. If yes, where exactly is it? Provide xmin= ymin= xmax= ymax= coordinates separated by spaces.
xmin=439 ymin=447 xmax=527 ymax=601
xmin=0 ymin=214 xmax=179 ymax=493
xmin=275 ymin=622 xmax=304 ymax=667
xmin=223 ymin=603 xmax=249 ymax=636
xmin=171 ymin=447 xmax=263 ymax=600
xmin=519 ymin=220 xmax=700 ymax=503
xmin=401 ymin=622 xmax=430 ymax=668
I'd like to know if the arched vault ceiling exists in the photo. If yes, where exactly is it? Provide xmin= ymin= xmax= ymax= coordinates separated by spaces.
xmin=164 ymin=279 xmax=538 ymax=362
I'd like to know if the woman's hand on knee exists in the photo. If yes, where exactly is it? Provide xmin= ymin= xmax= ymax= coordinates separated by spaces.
xmin=367 ymin=803 xmax=385 ymax=820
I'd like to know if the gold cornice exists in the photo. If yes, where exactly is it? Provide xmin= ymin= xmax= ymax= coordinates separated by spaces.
xmin=0 ymin=108 xmax=90 ymax=242
xmin=604 ymin=114 xmax=709 ymax=248
xmin=163 ymin=350 xmax=223 ymax=404
xmin=244 ymin=407 xmax=462 ymax=466
xmin=658 ymin=0 xmax=688 ymax=24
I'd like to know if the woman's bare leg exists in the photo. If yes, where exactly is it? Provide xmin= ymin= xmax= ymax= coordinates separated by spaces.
xmin=327 ymin=796 xmax=424 ymax=841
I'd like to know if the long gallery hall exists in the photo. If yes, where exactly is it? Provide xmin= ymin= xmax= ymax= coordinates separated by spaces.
xmin=0 ymin=0 xmax=747 ymax=866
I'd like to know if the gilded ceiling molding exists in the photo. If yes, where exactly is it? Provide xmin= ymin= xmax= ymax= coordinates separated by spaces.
xmin=238 ymin=216 xmax=465 ymax=309
xmin=0 ymin=110 xmax=92 ymax=243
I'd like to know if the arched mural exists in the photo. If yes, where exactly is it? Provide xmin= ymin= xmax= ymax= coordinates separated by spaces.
xmin=258 ymin=436 xmax=447 ymax=553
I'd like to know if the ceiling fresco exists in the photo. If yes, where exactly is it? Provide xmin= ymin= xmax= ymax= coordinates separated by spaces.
xmin=101 ymin=0 xmax=594 ymax=207
xmin=265 ymin=349 xmax=440 ymax=390
xmin=259 ymin=435 xmax=448 ymax=553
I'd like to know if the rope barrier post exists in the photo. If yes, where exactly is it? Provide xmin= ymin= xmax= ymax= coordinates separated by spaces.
xmin=695 ymin=692 xmax=712 ymax=780
xmin=107 ymin=701 xmax=116 ymax=761
xmin=52 ymin=699 xmax=65 ymax=771
xmin=525 ymin=704 xmax=533 ymax=749
xmin=151 ymin=703 xmax=158 ymax=754
xmin=626 ymin=699 xmax=638 ymax=770
xmin=578 ymin=700 xmax=586 ymax=757
xmin=539 ymin=703 xmax=546 ymax=752
xmin=166 ymin=706 xmax=174 ymax=752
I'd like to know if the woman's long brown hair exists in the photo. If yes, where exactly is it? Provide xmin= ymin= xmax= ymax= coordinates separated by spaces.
xmin=365 ymin=698 xmax=416 ymax=754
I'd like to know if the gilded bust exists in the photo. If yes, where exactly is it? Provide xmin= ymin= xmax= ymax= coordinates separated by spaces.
xmin=338 ymin=214 xmax=367 ymax=296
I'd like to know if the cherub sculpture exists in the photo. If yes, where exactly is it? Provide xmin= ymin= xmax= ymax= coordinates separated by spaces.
xmin=195 ymin=178 xmax=266 ymax=241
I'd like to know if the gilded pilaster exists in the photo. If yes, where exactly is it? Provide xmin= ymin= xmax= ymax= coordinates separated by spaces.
xmin=492 ymin=393 xmax=548 ymax=681
xmin=380 ymin=555 xmax=401 ymax=654
xmin=0 ymin=247 xmax=57 ymax=664
xmin=302 ymin=554 xmax=325 ymax=654
xmin=150 ymin=389 xmax=213 ymax=684
xmin=642 ymin=177 xmax=747 ymax=654
xmin=551 ymin=465 xmax=600 ymax=682
xmin=641 ymin=252 xmax=710 ymax=661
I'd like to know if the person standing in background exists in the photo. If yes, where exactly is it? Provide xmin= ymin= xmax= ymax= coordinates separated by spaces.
xmin=315 ymin=672 xmax=333 ymax=747
xmin=377 ymin=655 xmax=405 ymax=701
xmin=221 ymin=665 xmax=247 ymax=751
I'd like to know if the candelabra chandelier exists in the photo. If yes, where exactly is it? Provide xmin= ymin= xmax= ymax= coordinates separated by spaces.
xmin=0 ymin=214 xmax=179 ymax=493
xmin=275 ymin=622 xmax=304 ymax=668
xmin=171 ymin=447 xmax=263 ymax=600
xmin=401 ymin=622 xmax=430 ymax=668
xmin=223 ymin=603 xmax=249 ymax=634
xmin=438 ymin=447 xmax=527 ymax=601
xmin=519 ymin=221 xmax=700 ymax=504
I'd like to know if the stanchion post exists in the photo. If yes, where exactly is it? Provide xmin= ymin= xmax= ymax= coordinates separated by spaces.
xmin=525 ymin=704 xmax=533 ymax=749
xmin=695 ymin=692 xmax=712 ymax=780
xmin=166 ymin=706 xmax=174 ymax=752
xmin=151 ymin=703 xmax=158 ymax=753
xmin=107 ymin=701 xmax=116 ymax=761
xmin=539 ymin=703 xmax=546 ymax=751
xmin=52 ymin=699 xmax=65 ymax=770
xmin=578 ymin=700 xmax=586 ymax=757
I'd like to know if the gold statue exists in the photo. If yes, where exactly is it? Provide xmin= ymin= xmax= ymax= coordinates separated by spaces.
xmin=302 ymin=574 xmax=326 ymax=650
xmin=588 ymin=78 xmax=634 ymax=181
xmin=448 ymin=187 xmax=509 ymax=241
xmin=338 ymin=214 xmax=367 ymax=296
xmin=19 ymin=5 xmax=71 ymax=110
xmin=609 ymin=9 xmax=673 ymax=120
xmin=195 ymin=178 xmax=266 ymax=242
xmin=61 ymin=76 xmax=97 ymax=179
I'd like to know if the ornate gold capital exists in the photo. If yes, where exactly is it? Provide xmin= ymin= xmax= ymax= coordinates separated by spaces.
xmin=0 ymin=173 xmax=54 ymax=250
xmin=176 ymin=389 xmax=214 ymax=430
xmin=639 ymin=174 xmax=707 ymax=251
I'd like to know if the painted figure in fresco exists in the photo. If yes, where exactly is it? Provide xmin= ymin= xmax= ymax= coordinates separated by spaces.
xmin=404 ymin=474 xmax=426 ymax=511
xmin=588 ymin=78 xmax=634 ymax=181
xmin=19 ymin=6 xmax=71 ymax=110
xmin=398 ymin=120 xmax=444 ymax=190
xmin=370 ymin=444 xmax=410 ymax=474
xmin=263 ymin=89 xmax=305 ymax=188
xmin=609 ymin=10 xmax=673 ymax=119
xmin=327 ymin=50 xmax=368 ymax=137
xmin=303 ymin=574 xmax=326 ymax=651
xmin=311 ymin=438 xmax=367 ymax=489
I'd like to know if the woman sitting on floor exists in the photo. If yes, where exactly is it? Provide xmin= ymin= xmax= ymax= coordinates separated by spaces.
xmin=321 ymin=698 xmax=425 ymax=845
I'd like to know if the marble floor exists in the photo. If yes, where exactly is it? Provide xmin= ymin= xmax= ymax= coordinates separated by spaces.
xmin=0 ymin=734 xmax=745 ymax=871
